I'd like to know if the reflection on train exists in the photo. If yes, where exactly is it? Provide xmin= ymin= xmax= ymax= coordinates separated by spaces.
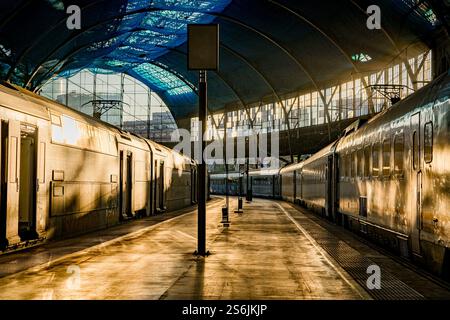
xmin=210 ymin=169 xmax=281 ymax=199
xmin=213 ymin=71 xmax=450 ymax=279
xmin=280 ymin=72 xmax=450 ymax=279
xmin=0 ymin=82 xmax=197 ymax=250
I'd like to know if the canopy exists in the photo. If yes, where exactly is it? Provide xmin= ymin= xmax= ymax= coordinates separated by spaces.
xmin=0 ymin=0 xmax=443 ymax=119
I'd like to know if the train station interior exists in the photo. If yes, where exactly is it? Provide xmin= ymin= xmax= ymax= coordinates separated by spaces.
xmin=0 ymin=0 xmax=450 ymax=305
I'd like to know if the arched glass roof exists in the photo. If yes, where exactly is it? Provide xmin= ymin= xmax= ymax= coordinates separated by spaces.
xmin=0 ymin=0 xmax=445 ymax=120
xmin=50 ymin=0 xmax=231 ymax=117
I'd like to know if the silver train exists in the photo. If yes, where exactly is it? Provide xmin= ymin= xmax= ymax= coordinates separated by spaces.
xmin=212 ymin=72 xmax=450 ymax=278
xmin=0 ymin=82 xmax=198 ymax=249
xmin=210 ymin=169 xmax=281 ymax=198
xmin=280 ymin=71 xmax=450 ymax=279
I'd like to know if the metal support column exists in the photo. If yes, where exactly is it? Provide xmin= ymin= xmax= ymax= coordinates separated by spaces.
xmin=197 ymin=70 xmax=208 ymax=256
xmin=245 ymin=137 xmax=252 ymax=202
xmin=222 ymin=109 xmax=230 ymax=226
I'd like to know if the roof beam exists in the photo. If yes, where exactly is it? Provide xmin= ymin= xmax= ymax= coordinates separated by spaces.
xmin=221 ymin=44 xmax=294 ymax=163
xmin=4 ymin=0 xmax=111 ymax=81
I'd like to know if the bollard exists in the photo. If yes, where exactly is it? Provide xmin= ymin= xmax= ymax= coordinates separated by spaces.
xmin=235 ymin=197 xmax=243 ymax=213
xmin=246 ymin=189 xmax=253 ymax=202
xmin=221 ymin=207 xmax=230 ymax=227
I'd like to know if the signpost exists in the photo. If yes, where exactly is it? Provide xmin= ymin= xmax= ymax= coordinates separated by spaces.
xmin=188 ymin=24 xmax=219 ymax=256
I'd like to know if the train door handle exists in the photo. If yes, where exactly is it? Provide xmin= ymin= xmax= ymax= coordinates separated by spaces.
xmin=16 ymin=177 xmax=19 ymax=192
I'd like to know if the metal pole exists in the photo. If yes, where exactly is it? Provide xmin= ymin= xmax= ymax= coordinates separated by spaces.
xmin=120 ymin=74 xmax=124 ymax=129
xmin=245 ymin=136 xmax=251 ymax=201
xmin=222 ymin=110 xmax=230 ymax=225
xmin=197 ymin=70 xmax=207 ymax=256
xmin=224 ymin=110 xmax=229 ymax=209
xmin=147 ymin=89 xmax=151 ymax=139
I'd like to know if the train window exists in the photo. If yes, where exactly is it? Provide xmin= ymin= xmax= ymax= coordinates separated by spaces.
xmin=412 ymin=131 xmax=419 ymax=170
xmin=424 ymin=122 xmax=433 ymax=163
xmin=382 ymin=138 xmax=391 ymax=176
xmin=357 ymin=149 xmax=364 ymax=178
xmin=346 ymin=154 xmax=351 ymax=178
xmin=364 ymin=146 xmax=371 ymax=178
xmin=341 ymin=155 xmax=347 ymax=178
xmin=350 ymin=152 xmax=356 ymax=178
xmin=394 ymin=133 xmax=404 ymax=175
xmin=372 ymin=143 xmax=380 ymax=177
xmin=51 ymin=114 xmax=61 ymax=126
xmin=343 ymin=155 xmax=348 ymax=178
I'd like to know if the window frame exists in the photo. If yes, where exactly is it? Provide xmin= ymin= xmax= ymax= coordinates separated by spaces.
xmin=424 ymin=121 xmax=433 ymax=164
xmin=372 ymin=142 xmax=380 ymax=178
xmin=382 ymin=137 xmax=391 ymax=178
xmin=363 ymin=145 xmax=371 ymax=179
xmin=393 ymin=131 xmax=405 ymax=178
xmin=357 ymin=148 xmax=364 ymax=179
xmin=412 ymin=131 xmax=419 ymax=170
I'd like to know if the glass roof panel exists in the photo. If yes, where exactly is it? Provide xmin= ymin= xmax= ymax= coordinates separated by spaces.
xmin=60 ymin=0 xmax=230 ymax=103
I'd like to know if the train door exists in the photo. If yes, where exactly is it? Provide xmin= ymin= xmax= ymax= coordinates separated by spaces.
xmin=119 ymin=150 xmax=133 ymax=219
xmin=159 ymin=161 xmax=165 ymax=211
xmin=272 ymin=175 xmax=276 ymax=198
xmin=149 ymin=153 xmax=153 ymax=216
xmin=410 ymin=112 xmax=422 ymax=256
xmin=1 ymin=120 xmax=21 ymax=245
xmin=326 ymin=156 xmax=333 ymax=221
xmin=332 ymin=154 xmax=340 ymax=224
xmin=119 ymin=151 xmax=124 ymax=219
xmin=0 ymin=121 xmax=9 ymax=247
xmin=153 ymin=160 xmax=158 ymax=214
xmin=18 ymin=123 xmax=38 ymax=240
xmin=126 ymin=152 xmax=132 ymax=216
xmin=293 ymin=171 xmax=297 ymax=202
xmin=299 ymin=170 xmax=303 ymax=200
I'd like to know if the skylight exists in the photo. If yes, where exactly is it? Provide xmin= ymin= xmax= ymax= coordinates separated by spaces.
xmin=67 ymin=0 xmax=231 ymax=98
xmin=351 ymin=53 xmax=372 ymax=63
xmin=401 ymin=0 xmax=438 ymax=26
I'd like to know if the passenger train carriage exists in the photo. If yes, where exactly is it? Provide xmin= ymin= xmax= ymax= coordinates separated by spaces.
xmin=210 ymin=168 xmax=281 ymax=199
xmin=0 ymin=82 xmax=197 ymax=249
xmin=280 ymin=71 xmax=450 ymax=278
xmin=213 ymin=71 xmax=450 ymax=278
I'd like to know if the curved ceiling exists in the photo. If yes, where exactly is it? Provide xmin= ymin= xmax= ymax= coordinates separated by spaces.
xmin=0 ymin=0 xmax=444 ymax=120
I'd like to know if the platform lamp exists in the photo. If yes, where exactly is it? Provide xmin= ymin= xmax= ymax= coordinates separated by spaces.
xmin=188 ymin=24 xmax=219 ymax=256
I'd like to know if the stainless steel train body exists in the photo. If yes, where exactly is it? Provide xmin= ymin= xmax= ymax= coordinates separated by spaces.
xmin=210 ymin=169 xmax=281 ymax=198
xmin=280 ymin=72 xmax=450 ymax=278
xmin=0 ymin=83 xmax=197 ymax=248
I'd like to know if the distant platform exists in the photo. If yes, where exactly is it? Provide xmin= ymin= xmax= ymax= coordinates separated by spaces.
xmin=0 ymin=197 xmax=449 ymax=300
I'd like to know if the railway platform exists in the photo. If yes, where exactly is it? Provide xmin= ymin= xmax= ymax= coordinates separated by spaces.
xmin=0 ymin=197 xmax=449 ymax=300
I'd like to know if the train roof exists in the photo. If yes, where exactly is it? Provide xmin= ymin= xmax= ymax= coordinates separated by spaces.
xmin=10 ymin=83 xmax=123 ymax=133
xmin=337 ymin=71 xmax=449 ymax=149
xmin=0 ymin=82 xmax=187 ymax=159
xmin=0 ymin=82 xmax=50 ymax=121
xmin=279 ymin=162 xmax=302 ymax=174
xmin=279 ymin=140 xmax=337 ymax=174
xmin=248 ymin=168 xmax=280 ymax=176
xmin=209 ymin=172 xmax=241 ymax=179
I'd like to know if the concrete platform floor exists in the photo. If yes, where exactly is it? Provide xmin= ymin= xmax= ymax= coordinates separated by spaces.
xmin=0 ymin=197 xmax=448 ymax=300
